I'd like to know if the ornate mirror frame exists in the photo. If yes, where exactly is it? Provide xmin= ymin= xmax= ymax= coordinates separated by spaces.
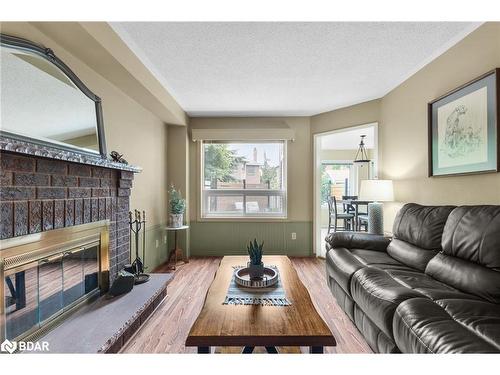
xmin=0 ymin=34 xmax=107 ymax=159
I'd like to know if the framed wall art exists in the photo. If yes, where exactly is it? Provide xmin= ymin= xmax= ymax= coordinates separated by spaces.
xmin=428 ymin=68 xmax=499 ymax=177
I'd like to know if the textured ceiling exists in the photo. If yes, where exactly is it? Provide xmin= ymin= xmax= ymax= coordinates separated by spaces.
xmin=112 ymin=22 xmax=480 ymax=117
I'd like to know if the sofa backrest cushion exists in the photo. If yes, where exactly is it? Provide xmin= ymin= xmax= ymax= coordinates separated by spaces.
xmin=387 ymin=204 xmax=455 ymax=270
xmin=392 ymin=203 xmax=456 ymax=250
xmin=441 ymin=205 xmax=500 ymax=269
xmin=426 ymin=205 xmax=500 ymax=303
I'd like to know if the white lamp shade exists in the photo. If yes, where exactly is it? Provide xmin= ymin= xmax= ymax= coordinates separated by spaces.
xmin=359 ymin=179 xmax=394 ymax=202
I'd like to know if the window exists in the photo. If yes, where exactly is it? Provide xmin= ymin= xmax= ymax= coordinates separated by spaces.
xmin=201 ymin=141 xmax=287 ymax=218
xmin=320 ymin=162 xmax=356 ymax=205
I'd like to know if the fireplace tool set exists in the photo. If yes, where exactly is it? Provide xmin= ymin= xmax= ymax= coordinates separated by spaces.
xmin=125 ymin=209 xmax=150 ymax=284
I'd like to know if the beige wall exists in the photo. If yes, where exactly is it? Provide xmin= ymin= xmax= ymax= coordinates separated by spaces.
xmin=380 ymin=22 xmax=500 ymax=228
xmin=310 ymin=22 xmax=500 ymax=231
xmin=1 ymin=22 xmax=170 ymax=228
xmin=189 ymin=117 xmax=312 ymax=222
xmin=311 ymin=99 xmax=381 ymax=135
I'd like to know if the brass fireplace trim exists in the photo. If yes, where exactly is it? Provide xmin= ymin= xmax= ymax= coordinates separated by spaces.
xmin=0 ymin=220 xmax=110 ymax=343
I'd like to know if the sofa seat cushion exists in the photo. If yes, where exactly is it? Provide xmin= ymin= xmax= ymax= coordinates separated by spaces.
xmin=350 ymin=267 xmax=423 ymax=338
xmin=350 ymin=267 xmax=480 ymax=340
xmin=385 ymin=268 xmax=480 ymax=301
xmin=393 ymin=298 xmax=500 ymax=353
xmin=326 ymin=247 xmax=413 ymax=296
xmin=326 ymin=247 xmax=366 ymax=295
xmin=351 ymin=249 xmax=403 ymax=267
xmin=437 ymin=299 xmax=500 ymax=349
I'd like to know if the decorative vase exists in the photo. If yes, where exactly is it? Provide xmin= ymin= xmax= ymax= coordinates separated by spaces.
xmin=248 ymin=262 xmax=264 ymax=280
xmin=169 ymin=213 xmax=183 ymax=228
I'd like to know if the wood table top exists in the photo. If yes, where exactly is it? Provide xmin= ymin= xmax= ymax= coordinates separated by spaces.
xmin=185 ymin=256 xmax=336 ymax=347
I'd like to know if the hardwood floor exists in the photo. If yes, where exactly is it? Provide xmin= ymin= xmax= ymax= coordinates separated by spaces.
xmin=291 ymin=257 xmax=372 ymax=353
xmin=121 ymin=257 xmax=372 ymax=354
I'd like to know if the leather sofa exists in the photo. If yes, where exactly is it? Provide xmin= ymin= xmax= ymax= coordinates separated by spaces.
xmin=325 ymin=203 xmax=500 ymax=353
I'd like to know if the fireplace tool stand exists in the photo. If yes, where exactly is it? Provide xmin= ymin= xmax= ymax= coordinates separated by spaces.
xmin=126 ymin=209 xmax=150 ymax=284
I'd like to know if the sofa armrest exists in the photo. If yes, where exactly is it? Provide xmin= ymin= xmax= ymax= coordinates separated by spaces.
xmin=325 ymin=232 xmax=391 ymax=252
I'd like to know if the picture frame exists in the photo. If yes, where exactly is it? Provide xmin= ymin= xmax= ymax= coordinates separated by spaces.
xmin=428 ymin=68 xmax=499 ymax=177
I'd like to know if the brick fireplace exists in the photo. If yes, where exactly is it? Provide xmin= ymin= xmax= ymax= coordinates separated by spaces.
xmin=0 ymin=151 xmax=136 ymax=282
xmin=0 ymin=149 xmax=173 ymax=353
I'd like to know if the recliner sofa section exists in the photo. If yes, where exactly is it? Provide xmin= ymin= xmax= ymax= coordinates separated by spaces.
xmin=325 ymin=203 xmax=500 ymax=353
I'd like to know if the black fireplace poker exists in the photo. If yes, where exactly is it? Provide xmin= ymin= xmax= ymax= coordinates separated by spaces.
xmin=126 ymin=209 xmax=150 ymax=284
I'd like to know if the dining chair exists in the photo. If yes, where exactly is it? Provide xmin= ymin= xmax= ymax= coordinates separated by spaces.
xmin=357 ymin=202 xmax=369 ymax=232
xmin=341 ymin=195 xmax=358 ymax=215
xmin=327 ymin=196 xmax=355 ymax=233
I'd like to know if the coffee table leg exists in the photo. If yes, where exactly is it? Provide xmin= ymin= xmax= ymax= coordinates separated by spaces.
xmin=309 ymin=346 xmax=324 ymax=354
xmin=198 ymin=346 xmax=211 ymax=353
xmin=242 ymin=346 xmax=254 ymax=353
xmin=265 ymin=346 xmax=278 ymax=354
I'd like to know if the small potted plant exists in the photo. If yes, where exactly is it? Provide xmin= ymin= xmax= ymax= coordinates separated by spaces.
xmin=247 ymin=239 xmax=264 ymax=279
xmin=168 ymin=185 xmax=186 ymax=228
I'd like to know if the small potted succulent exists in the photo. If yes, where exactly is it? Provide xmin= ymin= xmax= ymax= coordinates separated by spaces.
xmin=247 ymin=239 xmax=264 ymax=279
xmin=168 ymin=185 xmax=186 ymax=228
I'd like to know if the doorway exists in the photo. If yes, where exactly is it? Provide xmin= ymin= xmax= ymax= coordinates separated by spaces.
xmin=313 ymin=123 xmax=378 ymax=257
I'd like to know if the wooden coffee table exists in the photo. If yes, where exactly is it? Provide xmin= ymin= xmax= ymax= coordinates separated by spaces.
xmin=186 ymin=256 xmax=336 ymax=353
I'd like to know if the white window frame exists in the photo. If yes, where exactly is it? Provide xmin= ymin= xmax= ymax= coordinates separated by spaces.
xmin=198 ymin=140 xmax=288 ymax=220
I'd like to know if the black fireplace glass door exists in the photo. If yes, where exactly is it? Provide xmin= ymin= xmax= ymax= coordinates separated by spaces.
xmin=38 ymin=254 xmax=64 ymax=323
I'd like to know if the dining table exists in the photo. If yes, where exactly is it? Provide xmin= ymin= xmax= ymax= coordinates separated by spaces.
xmin=338 ymin=199 xmax=373 ymax=231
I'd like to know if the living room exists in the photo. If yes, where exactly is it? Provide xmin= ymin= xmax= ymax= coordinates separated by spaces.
xmin=1 ymin=1 xmax=499 ymax=373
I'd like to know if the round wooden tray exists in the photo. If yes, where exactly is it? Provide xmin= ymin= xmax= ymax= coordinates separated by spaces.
xmin=234 ymin=267 xmax=279 ymax=288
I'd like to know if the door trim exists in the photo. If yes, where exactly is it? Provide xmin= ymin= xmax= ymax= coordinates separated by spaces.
xmin=312 ymin=122 xmax=378 ymax=256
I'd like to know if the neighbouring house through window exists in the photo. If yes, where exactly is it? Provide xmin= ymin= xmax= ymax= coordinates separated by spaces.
xmin=201 ymin=141 xmax=287 ymax=218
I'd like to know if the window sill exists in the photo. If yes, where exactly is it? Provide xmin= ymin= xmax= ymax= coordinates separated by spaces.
xmin=197 ymin=216 xmax=289 ymax=223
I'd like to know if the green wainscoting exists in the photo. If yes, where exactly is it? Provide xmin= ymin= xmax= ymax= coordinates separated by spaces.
xmin=130 ymin=223 xmax=169 ymax=271
xmin=189 ymin=221 xmax=313 ymax=257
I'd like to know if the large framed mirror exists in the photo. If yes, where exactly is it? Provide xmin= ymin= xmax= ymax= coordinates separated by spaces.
xmin=0 ymin=34 xmax=107 ymax=158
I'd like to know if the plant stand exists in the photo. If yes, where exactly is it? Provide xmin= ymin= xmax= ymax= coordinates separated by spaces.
xmin=165 ymin=225 xmax=190 ymax=270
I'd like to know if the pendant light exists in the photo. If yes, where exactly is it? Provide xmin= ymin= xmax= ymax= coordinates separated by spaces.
xmin=354 ymin=135 xmax=371 ymax=163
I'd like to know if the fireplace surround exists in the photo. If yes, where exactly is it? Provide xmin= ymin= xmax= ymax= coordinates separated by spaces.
xmin=0 ymin=149 xmax=140 ymax=344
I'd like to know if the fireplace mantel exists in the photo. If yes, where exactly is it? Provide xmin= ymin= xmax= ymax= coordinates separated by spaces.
xmin=0 ymin=135 xmax=141 ymax=173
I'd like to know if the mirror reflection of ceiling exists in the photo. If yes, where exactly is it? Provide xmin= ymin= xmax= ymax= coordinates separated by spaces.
xmin=0 ymin=48 xmax=99 ymax=152
xmin=321 ymin=126 xmax=375 ymax=150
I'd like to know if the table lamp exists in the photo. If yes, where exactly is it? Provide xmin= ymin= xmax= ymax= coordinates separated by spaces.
xmin=359 ymin=179 xmax=394 ymax=235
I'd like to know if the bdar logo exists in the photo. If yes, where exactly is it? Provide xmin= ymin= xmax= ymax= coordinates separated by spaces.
xmin=1 ymin=339 xmax=17 ymax=354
